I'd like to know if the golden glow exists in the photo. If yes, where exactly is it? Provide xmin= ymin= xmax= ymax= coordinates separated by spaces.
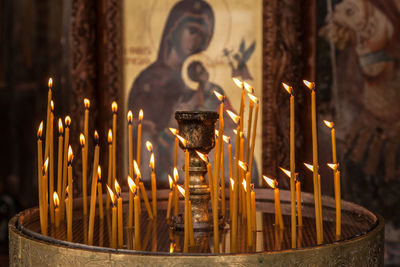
xmin=134 ymin=160 xmax=141 ymax=179
xmin=195 ymin=150 xmax=208 ymax=163
xmin=242 ymin=179 xmax=247 ymax=192
xmin=53 ymin=192 xmax=59 ymax=208
xmin=68 ymin=146 xmax=73 ymax=163
xmin=232 ymin=77 xmax=243 ymax=88
xmin=111 ymin=101 xmax=118 ymax=113
xmin=65 ymin=186 xmax=69 ymax=198
xmin=303 ymin=80 xmax=315 ymax=90
xmin=58 ymin=119 xmax=63 ymax=134
xmin=233 ymin=129 xmax=237 ymax=135
xmin=150 ymin=153 xmax=155 ymax=170
xmin=176 ymin=134 xmax=187 ymax=146
xmin=43 ymin=157 xmax=49 ymax=174
xmin=226 ymin=110 xmax=240 ymax=124
xmin=80 ymin=133 xmax=85 ymax=146
xmin=168 ymin=175 xmax=174 ymax=189
xmin=106 ymin=185 xmax=116 ymax=205
xmin=243 ymin=81 xmax=254 ymax=93
xmin=248 ymin=93 xmax=259 ymax=104
xmin=169 ymin=128 xmax=178 ymax=136
xmin=304 ymin=163 xmax=314 ymax=172
xmin=327 ymin=163 xmax=338 ymax=171
xmin=215 ymin=129 xmax=219 ymax=137
xmin=223 ymin=135 xmax=230 ymax=144
xmin=230 ymin=178 xmax=234 ymax=190
xmin=84 ymin=98 xmax=90 ymax=109
xmin=65 ymin=116 xmax=71 ymax=127
xmin=170 ymin=243 xmax=174 ymax=253
xmin=50 ymin=100 xmax=54 ymax=111
xmin=146 ymin=141 xmax=153 ymax=152
xmin=48 ymin=78 xmax=53 ymax=88
xmin=323 ymin=120 xmax=334 ymax=128
xmin=238 ymin=160 xmax=248 ymax=172
xmin=138 ymin=109 xmax=143 ymax=122
xmin=108 ymin=129 xmax=112 ymax=143
xmin=37 ymin=121 xmax=43 ymax=138
xmin=127 ymin=176 xmax=137 ymax=194
xmin=213 ymin=90 xmax=224 ymax=101
xmin=279 ymin=167 xmax=291 ymax=178
xmin=97 ymin=166 xmax=101 ymax=181
xmin=177 ymin=185 xmax=185 ymax=197
xmin=94 ymin=130 xmax=99 ymax=143
xmin=127 ymin=110 xmax=133 ymax=123
xmin=263 ymin=175 xmax=276 ymax=189
xmin=282 ymin=82 xmax=293 ymax=95
xmin=114 ymin=180 xmax=121 ymax=197
xmin=173 ymin=167 xmax=179 ymax=183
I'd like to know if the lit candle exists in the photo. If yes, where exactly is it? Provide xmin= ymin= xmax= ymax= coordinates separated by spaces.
xmin=232 ymin=78 xmax=245 ymax=134
xmin=65 ymin=186 xmax=72 ymax=241
xmin=166 ymin=175 xmax=174 ymax=221
xmin=169 ymin=128 xmax=179 ymax=216
xmin=88 ymin=131 xmax=100 ymax=245
xmin=295 ymin=173 xmax=303 ymax=227
xmin=83 ymin=99 xmax=90 ymax=213
xmin=49 ymin=101 xmax=54 ymax=224
xmin=243 ymin=82 xmax=254 ymax=163
xmin=196 ymin=151 xmax=214 ymax=203
xmin=134 ymin=160 xmax=153 ymax=219
xmin=263 ymin=176 xmax=284 ymax=229
xmin=177 ymin=185 xmax=195 ymax=251
xmin=324 ymin=120 xmax=337 ymax=164
xmin=148 ymin=149 xmax=157 ymax=217
xmin=247 ymin=93 xmax=259 ymax=177
xmin=41 ymin=158 xmax=49 ymax=235
xmin=173 ymin=167 xmax=179 ymax=215
xmin=106 ymin=185 xmax=117 ymax=249
xmin=328 ymin=163 xmax=341 ymax=238
xmin=250 ymin=184 xmax=256 ymax=231
xmin=239 ymin=134 xmax=245 ymax=218
xmin=303 ymin=80 xmax=323 ymax=244
xmin=185 ymin=143 xmax=190 ymax=252
xmin=37 ymin=122 xmax=44 ymax=230
xmin=67 ymin=146 xmax=74 ymax=235
xmin=127 ymin=110 xmax=134 ymax=175
xmin=230 ymin=177 xmax=234 ymax=222
xmin=61 ymin=116 xmax=71 ymax=221
xmin=226 ymin=109 xmax=240 ymax=252
xmin=106 ymin=129 xmax=112 ymax=210
xmin=97 ymin=166 xmax=104 ymax=220
xmin=239 ymin=161 xmax=252 ymax=248
xmin=128 ymin=177 xmax=140 ymax=250
xmin=137 ymin=109 xmax=143 ymax=166
xmin=80 ymin=134 xmax=88 ymax=216
xmin=220 ymin=135 xmax=226 ymax=218
xmin=115 ymin=180 xmax=123 ymax=247
xmin=44 ymin=78 xmax=53 ymax=164
xmin=214 ymin=91 xmax=225 ymax=218
xmin=53 ymin=192 xmax=60 ymax=228
xmin=304 ymin=163 xmax=322 ymax=244
xmin=57 ymin=119 xmax=63 ymax=210
xmin=111 ymin=102 xmax=118 ymax=188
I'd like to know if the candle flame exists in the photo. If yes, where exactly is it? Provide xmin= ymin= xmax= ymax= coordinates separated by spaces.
xmin=303 ymin=80 xmax=315 ymax=90
xmin=97 ymin=166 xmax=101 ymax=181
xmin=168 ymin=175 xmax=174 ymax=189
xmin=279 ymin=167 xmax=291 ymax=178
xmin=215 ymin=129 xmax=219 ymax=137
xmin=111 ymin=101 xmax=118 ymax=113
xmin=176 ymin=134 xmax=187 ymax=146
xmin=65 ymin=186 xmax=69 ymax=198
xmin=146 ymin=141 xmax=153 ymax=152
xmin=150 ymin=153 xmax=155 ymax=170
xmin=282 ymin=82 xmax=293 ymax=95
xmin=53 ymin=192 xmax=59 ymax=208
xmin=170 ymin=243 xmax=174 ymax=253
xmin=169 ymin=127 xmax=178 ymax=136
xmin=233 ymin=129 xmax=237 ymax=135
xmin=173 ymin=167 xmax=179 ymax=183
xmin=134 ymin=160 xmax=141 ymax=179
xmin=248 ymin=93 xmax=259 ymax=104
xmin=127 ymin=176 xmax=137 ymax=194
xmin=177 ymin=185 xmax=185 ymax=197
xmin=230 ymin=178 xmax=234 ymax=190
xmin=48 ymin=78 xmax=53 ymax=88
xmin=242 ymin=179 xmax=247 ymax=192
xmin=106 ymin=185 xmax=116 ymax=205
xmin=114 ymin=180 xmax=121 ymax=196
xmin=108 ymin=129 xmax=112 ymax=144
xmin=226 ymin=110 xmax=240 ymax=124
xmin=238 ymin=160 xmax=248 ymax=172
xmin=68 ymin=145 xmax=73 ymax=164
xmin=127 ymin=110 xmax=133 ymax=123
xmin=196 ymin=150 xmax=208 ymax=163
xmin=263 ymin=175 xmax=276 ymax=189
xmin=43 ymin=157 xmax=49 ymax=175
xmin=139 ymin=109 xmax=143 ymax=122
xmin=37 ymin=122 xmax=43 ymax=138
xmin=80 ymin=133 xmax=85 ymax=146
xmin=243 ymin=81 xmax=254 ymax=93
xmin=65 ymin=116 xmax=71 ymax=127
xmin=58 ymin=119 xmax=63 ymax=134
xmin=223 ymin=135 xmax=230 ymax=144
xmin=304 ymin=163 xmax=314 ymax=172
xmin=213 ymin=90 xmax=224 ymax=102
xmin=327 ymin=163 xmax=338 ymax=171
xmin=50 ymin=100 xmax=54 ymax=111
xmin=232 ymin=77 xmax=243 ymax=88
xmin=94 ymin=130 xmax=99 ymax=144
xmin=84 ymin=98 xmax=90 ymax=109
xmin=323 ymin=120 xmax=334 ymax=128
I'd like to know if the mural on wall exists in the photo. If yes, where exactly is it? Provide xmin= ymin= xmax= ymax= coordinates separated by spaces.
xmin=318 ymin=0 xmax=400 ymax=264
xmin=123 ymin=0 xmax=262 ymax=184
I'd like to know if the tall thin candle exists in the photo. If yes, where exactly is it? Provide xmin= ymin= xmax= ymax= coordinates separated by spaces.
xmin=243 ymin=82 xmax=254 ymax=163
xmin=304 ymin=163 xmax=322 ymax=243
xmin=49 ymin=102 xmax=55 ymax=224
xmin=328 ymin=163 xmax=341 ymax=238
xmin=137 ymin=109 xmax=143 ymax=167
xmin=107 ymin=185 xmax=117 ymax=249
xmin=97 ymin=166 xmax=104 ymax=220
xmin=53 ymin=192 xmax=60 ymax=228
xmin=88 ymin=131 xmax=100 ymax=245
xmin=67 ymin=146 xmax=74 ymax=235
xmin=247 ymin=94 xmax=259 ymax=177
xmin=264 ymin=176 xmax=284 ymax=229
xmin=149 ymin=151 xmax=157 ymax=217
xmin=166 ymin=175 xmax=174 ymax=221
xmin=169 ymin=128 xmax=180 ymax=216
xmin=57 ymin=119 xmax=63 ymax=209
xmin=111 ymin=102 xmax=118 ymax=188
xmin=106 ymin=129 xmax=112 ymax=210
xmin=80 ymin=134 xmax=88 ymax=216
xmin=115 ymin=180 xmax=123 ymax=247
xmin=134 ymin=160 xmax=153 ymax=219
xmin=324 ymin=121 xmax=337 ymax=164
xmin=44 ymin=78 xmax=53 ymax=163
xmin=239 ymin=161 xmax=252 ymax=248
xmin=61 ymin=116 xmax=71 ymax=220
xmin=83 ymin=99 xmax=90 ymax=213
